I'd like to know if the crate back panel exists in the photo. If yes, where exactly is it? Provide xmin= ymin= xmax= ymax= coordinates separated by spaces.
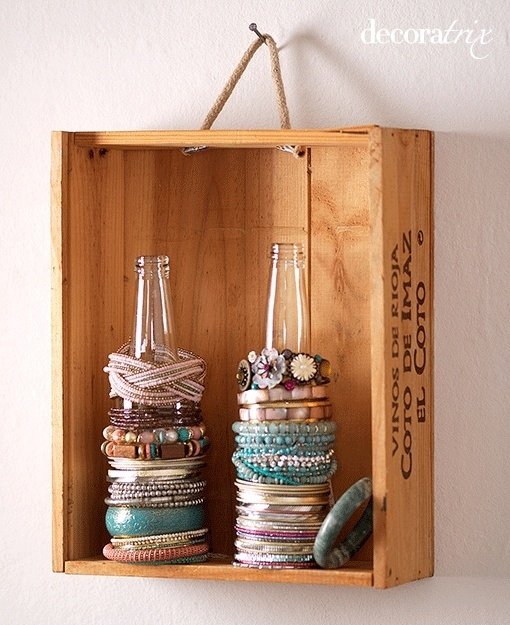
xmin=59 ymin=143 xmax=372 ymax=561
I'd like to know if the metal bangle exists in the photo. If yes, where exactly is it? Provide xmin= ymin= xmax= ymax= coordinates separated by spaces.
xmin=111 ymin=527 xmax=208 ymax=546
xmin=105 ymin=497 xmax=205 ymax=508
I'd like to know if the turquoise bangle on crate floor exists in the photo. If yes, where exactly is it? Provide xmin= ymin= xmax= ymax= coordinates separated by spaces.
xmin=105 ymin=503 xmax=205 ymax=537
xmin=313 ymin=477 xmax=373 ymax=569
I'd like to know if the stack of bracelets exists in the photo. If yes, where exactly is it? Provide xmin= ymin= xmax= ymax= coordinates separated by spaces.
xmin=232 ymin=347 xmax=337 ymax=568
xmin=101 ymin=347 xmax=209 ymax=564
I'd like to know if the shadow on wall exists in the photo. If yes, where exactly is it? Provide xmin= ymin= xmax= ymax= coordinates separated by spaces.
xmin=282 ymin=29 xmax=398 ymax=125
xmin=433 ymin=132 xmax=510 ymax=577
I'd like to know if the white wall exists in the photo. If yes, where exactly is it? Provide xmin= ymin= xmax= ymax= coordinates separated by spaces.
xmin=1 ymin=1 xmax=509 ymax=623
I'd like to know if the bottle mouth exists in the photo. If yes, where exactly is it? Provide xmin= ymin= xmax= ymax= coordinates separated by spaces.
xmin=270 ymin=242 xmax=305 ymax=261
xmin=135 ymin=255 xmax=170 ymax=276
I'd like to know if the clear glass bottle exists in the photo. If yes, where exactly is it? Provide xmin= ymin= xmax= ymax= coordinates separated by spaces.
xmin=130 ymin=255 xmax=178 ymax=363
xmin=121 ymin=255 xmax=179 ymax=410
xmin=265 ymin=242 xmax=310 ymax=353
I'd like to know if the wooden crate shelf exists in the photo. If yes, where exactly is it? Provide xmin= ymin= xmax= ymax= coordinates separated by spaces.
xmin=65 ymin=557 xmax=373 ymax=586
xmin=51 ymin=126 xmax=434 ymax=588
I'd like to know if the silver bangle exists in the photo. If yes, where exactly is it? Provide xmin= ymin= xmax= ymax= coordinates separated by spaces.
xmin=105 ymin=497 xmax=205 ymax=508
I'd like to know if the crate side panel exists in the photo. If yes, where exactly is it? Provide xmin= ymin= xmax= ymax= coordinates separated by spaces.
xmin=65 ymin=146 xmax=125 ymax=560
xmin=122 ymin=148 xmax=308 ymax=556
xmin=372 ymin=128 xmax=434 ymax=587
xmin=51 ymin=132 xmax=70 ymax=571
xmin=310 ymin=145 xmax=373 ymax=562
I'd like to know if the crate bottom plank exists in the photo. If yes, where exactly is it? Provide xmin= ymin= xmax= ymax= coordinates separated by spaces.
xmin=64 ymin=557 xmax=373 ymax=586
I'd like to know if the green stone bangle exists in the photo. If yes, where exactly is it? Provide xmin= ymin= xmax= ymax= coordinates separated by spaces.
xmin=313 ymin=477 xmax=373 ymax=569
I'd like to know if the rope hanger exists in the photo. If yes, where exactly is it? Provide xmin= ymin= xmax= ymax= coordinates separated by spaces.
xmin=183 ymin=24 xmax=303 ymax=157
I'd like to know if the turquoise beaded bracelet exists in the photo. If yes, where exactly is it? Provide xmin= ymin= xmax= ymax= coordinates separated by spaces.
xmin=233 ymin=458 xmax=338 ymax=485
xmin=235 ymin=434 xmax=335 ymax=446
xmin=313 ymin=477 xmax=373 ymax=569
xmin=232 ymin=421 xmax=336 ymax=435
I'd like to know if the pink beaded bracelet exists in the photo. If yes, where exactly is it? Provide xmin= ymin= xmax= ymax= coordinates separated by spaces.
xmin=102 ymin=541 xmax=209 ymax=563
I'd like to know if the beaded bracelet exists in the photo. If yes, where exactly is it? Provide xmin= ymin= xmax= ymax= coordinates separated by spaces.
xmin=238 ymin=385 xmax=328 ymax=405
xmin=109 ymin=399 xmax=201 ymax=416
xmin=232 ymin=420 xmax=337 ymax=436
xmin=238 ymin=404 xmax=332 ymax=422
xmin=109 ymin=482 xmax=206 ymax=498
xmin=234 ymin=445 xmax=334 ymax=458
xmin=101 ymin=438 xmax=208 ymax=460
xmin=107 ymin=489 xmax=204 ymax=502
xmin=105 ymin=345 xmax=206 ymax=407
xmin=234 ymin=445 xmax=334 ymax=457
xmin=233 ymin=459 xmax=337 ymax=485
xmin=108 ymin=403 xmax=203 ymax=426
xmin=150 ymin=554 xmax=209 ymax=565
xmin=235 ymin=433 xmax=335 ymax=446
xmin=108 ymin=488 xmax=205 ymax=499
xmin=109 ymin=477 xmax=206 ymax=488
xmin=103 ymin=424 xmax=206 ymax=444
xmin=234 ymin=442 xmax=334 ymax=453
xmin=235 ymin=462 xmax=335 ymax=478
xmin=105 ymin=497 xmax=205 ymax=509
xmin=109 ymin=415 xmax=203 ymax=429
xmin=233 ymin=448 xmax=335 ymax=467
xmin=103 ymin=541 xmax=209 ymax=563
xmin=108 ymin=489 xmax=205 ymax=501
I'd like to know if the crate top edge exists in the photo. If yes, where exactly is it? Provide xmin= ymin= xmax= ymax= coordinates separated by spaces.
xmin=55 ymin=127 xmax=382 ymax=150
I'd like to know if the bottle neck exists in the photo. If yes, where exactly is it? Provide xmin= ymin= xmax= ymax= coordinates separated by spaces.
xmin=265 ymin=243 xmax=310 ymax=353
xmin=130 ymin=255 xmax=178 ymax=363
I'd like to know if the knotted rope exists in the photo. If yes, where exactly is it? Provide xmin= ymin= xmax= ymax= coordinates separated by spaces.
xmin=104 ymin=343 xmax=207 ymax=407
xmin=201 ymin=33 xmax=290 ymax=131
xmin=196 ymin=31 xmax=301 ymax=158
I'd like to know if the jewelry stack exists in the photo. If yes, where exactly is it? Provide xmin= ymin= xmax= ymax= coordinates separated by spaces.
xmin=101 ymin=348 xmax=210 ymax=565
xmin=232 ymin=348 xmax=337 ymax=568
